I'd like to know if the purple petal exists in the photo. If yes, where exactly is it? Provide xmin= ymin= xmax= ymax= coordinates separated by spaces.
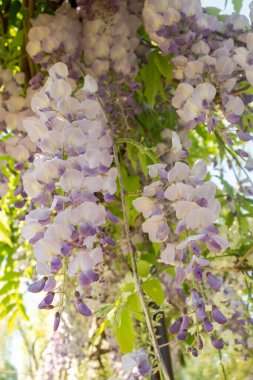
xmin=44 ymin=277 xmax=57 ymax=292
xmin=211 ymin=336 xmax=224 ymax=349
xmin=76 ymin=301 xmax=92 ymax=317
xmin=191 ymin=348 xmax=198 ymax=357
xmin=61 ymin=243 xmax=72 ymax=256
xmin=203 ymin=317 xmax=213 ymax=333
xmin=106 ymin=210 xmax=119 ymax=223
xmin=211 ymin=306 xmax=227 ymax=324
xmin=29 ymin=231 xmax=44 ymax=244
xmin=104 ymin=193 xmax=115 ymax=202
xmin=192 ymin=289 xmax=202 ymax=307
xmin=237 ymin=130 xmax=252 ymax=142
xmin=51 ymin=257 xmax=63 ymax=273
xmin=53 ymin=312 xmax=61 ymax=332
xmin=206 ymin=272 xmax=222 ymax=291
xmin=196 ymin=302 xmax=206 ymax=322
xmin=28 ymin=277 xmax=47 ymax=293
xmin=190 ymin=242 xmax=201 ymax=256
xmin=198 ymin=335 xmax=204 ymax=350
xmin=87 ymin=269 xmax=99 ymax=282
xmin=44 ymin=292 xmax=55 ymax=305
xmin=79 ymin=272 xmax=91 ymax=287
xmin=180 ymin=315 xmax=190 ymax=330
xmin=169 ymin=317 xmax=183 ymax=334
xmin=177 ymin=330 xmax=187 ymax=340
xmin=193 ymin=265 xmax=203 ymax=282
xmin=175 ymin=221 xmax=186 ymax=234
xmin=138 ymin=359 xmax=152 ymax=377
xmin=38 ymin=292 xmax=54 ymax=309
xmin=237 ymin=149 xmax=249 ymax=158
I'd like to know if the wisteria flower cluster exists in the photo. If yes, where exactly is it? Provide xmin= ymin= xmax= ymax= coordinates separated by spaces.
xmin=81 ymin=0 xmax=140 ymax=78
xmin=143 ymin=0 xmax=253 ymax=147
xmin=23 ymin=62 xmax=117 ymax=324
xmin=133 ymin=156 xmax=230 ymax=355
xmin=0 ymin=66 xmax=37 ymax=199
xmin=26 ymin=4 xmax=82 ymax=78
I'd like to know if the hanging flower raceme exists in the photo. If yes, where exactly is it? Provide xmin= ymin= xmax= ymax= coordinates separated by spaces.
xmin=133 ymin=155 xmax=229 ymax=354
xmin=143 ymin=0 xmax=253 ymax=159
xmin=0 ymin=66 xmax=37 ymax=199
xmin=23 ymin=62 xmax=117 ymax=326
xmin=26 ymin=3 xmax=82 ymax=79
xmin=81 ymin=0 xmax=140 ymax=78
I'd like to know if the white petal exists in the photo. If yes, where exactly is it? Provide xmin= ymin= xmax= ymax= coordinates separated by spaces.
xmin=49 ymin=62 xmax=69 ymax=79
xmin=158 ymin=243 xmax=176 ymax=264
xmin=185 ymin=208 xmax=217 ymax=230
xmin=84 ymin=74 xmax=98 ymax=93
xmin=59 ymin=168 xmax=83 ymax=192
xmin=164 ymin=183 xmax=194 ymax=201
xmin=132 ymin=196 xmax=157 ymax=218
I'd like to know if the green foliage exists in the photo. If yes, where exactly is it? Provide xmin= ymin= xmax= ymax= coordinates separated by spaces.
xmin=137 ymin=50 xmax=173 ymax=106
xmin=232 ymin=0 xmax=243 ymax=12
xmin=142 ymin=278 xmax=165 ymax=306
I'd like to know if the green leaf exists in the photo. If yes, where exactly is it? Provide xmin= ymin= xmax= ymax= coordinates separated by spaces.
xmin=143 ymin=278 xmax=165 ymax=306
xmin=138 ymin=150 xmax=148 ymax=178
xmin=115 ymin=309 xmax=135 ymax=353
xmin=0 ymin=220 xmax=13 ymax=247
xmin=137 ymin=260 xmax=150 ymax=278
xmin=220 ymin=178 xmax=234 ymax=197
xmin=7 ymin=308 xmax=18 ymax=334
xmin=154 ymin=53 xmax=173 ymax=85
xmin=10 ymin=30 xmax=24 ymax=48
xmin=0 ymin=281 xmax=18 ymax=296
xmin=125 ymin=293 xmax=142 ymax=318
xmin=232 ymin=0 xmax=243 ymax=12
xmin=0 ymin=272 xmax=21 ymax=281
xmin=126 ymin=144 xmax=138 ymax=171
xmin=139 ymin=51 xmax=166 ymax=106
xmin=205 ymin=7 xmax=222 ymax=16
xmin=225 ymin=211 xmax=234 ymax=227
xmin=18 ymin=303 xmax=29 ymax=321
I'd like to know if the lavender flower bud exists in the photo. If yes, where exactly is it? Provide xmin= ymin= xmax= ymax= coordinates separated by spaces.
xmin=28 ymin=277 xmax=47 ymax=293
xmin=53 ymin=312 xmax=61 ymax=332
xmin=180 ymin=315 xmax=190 ymax=331
xmin=191 ymin=348 xmax=198 ymax=357
xmin=211 ymin=336 xmax=224 ymax=349
xmin=106 ymin=210 xmax=119 ymax=223
xmin=76 ymin=300 xmax=92 ymax=317
xmin=198 ymin=335 xmax=204 ymax=350
xmin=190 ymin=242 xmax=201 ymax=255
xmin=211 ymin=306 xmax=227 ymax=324
xmin=206 ymin=272 xmax=222 ymax=291
xmin=177 ymin=330 xmax=187 ymax=340
xmin=192 ymin=289 xmax=202 ymax=307
xmin=38 ymin=292 xmax=55 ymax=309
xmin=169 ymin=317 xmax=183 ymax=334
xmin=203 ymin=317 xmax=213 ymax=333
xmin=196 ymin=301 xmax=206 ymax=322
xmin=193 ymin=265 xmax=203 ymax=282
xmin=237 ymin=130 xmax=252 ymax=142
